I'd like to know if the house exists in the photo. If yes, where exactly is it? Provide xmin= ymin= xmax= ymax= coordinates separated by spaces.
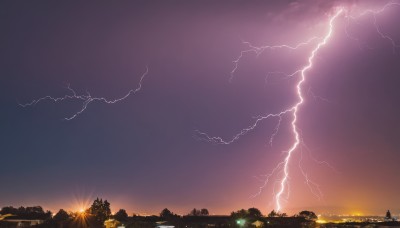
xmin=252 ymin=220 xmax=264 ymax=227
xmin=155 ymin=221 xmax=175 ymax=228
xmin=1 ymin=218 xmax=44 ymax=227
xmin=104 ymin=218 xmax=125 ymax=228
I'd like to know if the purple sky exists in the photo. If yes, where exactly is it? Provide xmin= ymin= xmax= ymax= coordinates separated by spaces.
xmin=1 ymin=0 xmax=400 ymax=216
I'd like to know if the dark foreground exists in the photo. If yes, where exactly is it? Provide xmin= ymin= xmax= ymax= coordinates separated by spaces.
xmin=1 ymin=215 xmax=400 ymax=228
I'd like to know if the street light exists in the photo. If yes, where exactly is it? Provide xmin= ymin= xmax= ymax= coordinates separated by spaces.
xmin=236 ymin=219 xmax=246 ymax=227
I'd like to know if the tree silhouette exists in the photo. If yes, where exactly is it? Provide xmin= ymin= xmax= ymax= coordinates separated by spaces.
xmin=267 ymin=210 xmax=287 ymax=217
xmin=279 ymin=212 xmax=287 ymax=217
xmin=160 ymin=208 xmax=173 ymax=219
xmin=54 ymin=209 xmax=70 ymax=222
xmin=298 ymin=211 xmax=317 ymax=221
xmin=248 ymin=208 xmax=262 ymax=218
xmin=268 ymin=210 xmax=277 ymax=217
xmin=0 ymin=206 xmax=51 ymax=220
xmin=189 ymin=208 xmax=201 ymax=216
xmin=114 ymin=209 xmax=128 ymax=221
xmin=386 ymin=210 xmax=392 ymax=219
xmin=189 ymin=208 xmax=209 ymax=216
xmin=0 ymin=206 xmax=18 ymax=215
xmin=230 ymin=209 xmax=248 ymax=219
xmin=200 ymin=208 xmax=209 ymax=216
xmin=88 ymin=198 xmax=111 ymax=224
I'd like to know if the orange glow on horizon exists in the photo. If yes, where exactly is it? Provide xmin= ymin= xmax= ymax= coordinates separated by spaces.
xmin=316 ymin=219 xmax=327 ymax=224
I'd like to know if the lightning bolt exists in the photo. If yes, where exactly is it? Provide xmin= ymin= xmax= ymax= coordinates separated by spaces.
xmin=18 ymin=0 xmax=399 ymax=213
xmin=196 ymin=0 xmax=400 ymax=212
xmin=19 ymin=66 xmax=149 ymax=120
xmin=274 ymin=9 xmax=343 ymax=211
xmin=196 ymin=9 xmax=343 ymax=211
xmin=345 ymin=2 xmax=400 ymax=53
xmin=230 ymin=37 xmax=319 ymax=83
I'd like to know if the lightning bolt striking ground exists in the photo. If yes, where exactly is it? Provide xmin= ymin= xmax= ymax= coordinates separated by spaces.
xmin=272 ymin=9 xmax=343 ymax=211
xmin=196 ymin=9 xmax=343 ymax=212
xmin=20 ymin=66 xmax=149 ymax=120
xmin=196 ymin=0 xmax=400 ymax=212
xmin=19 ymin=0 xmax=399 ymax=213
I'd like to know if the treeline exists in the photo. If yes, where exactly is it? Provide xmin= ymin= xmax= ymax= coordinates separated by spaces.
xmin=0 ymin=206 xmax=52 ymax=220
xmin=0 ymin=198 xmax=318 ymax=228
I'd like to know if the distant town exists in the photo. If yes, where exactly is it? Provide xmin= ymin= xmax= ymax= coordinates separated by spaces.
xmin=1 ymin=198 xmax=399 ymax=228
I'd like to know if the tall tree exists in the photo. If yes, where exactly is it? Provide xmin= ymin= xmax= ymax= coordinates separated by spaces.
xmin=88 ymin=198 xmax=112 ymax=224
xmin=160 ymin=208 xmax=173 ymax=219
xmin=386 ymin=210 xmax=392 ymax=219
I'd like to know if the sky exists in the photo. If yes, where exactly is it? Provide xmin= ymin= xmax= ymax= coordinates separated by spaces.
xmin=1 ymin=0 xmax=400 ymax=216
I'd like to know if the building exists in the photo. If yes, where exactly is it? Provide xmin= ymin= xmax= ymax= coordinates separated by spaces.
xmin=1 ymin=218 xmax=44 ymax=227
xmin=104 ymin=218 xmax=125 ymax=228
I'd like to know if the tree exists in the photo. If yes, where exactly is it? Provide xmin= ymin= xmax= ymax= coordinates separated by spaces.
xmin=267 ymin=210 xmax=287 ymax=217
xmin=160 ymin=208 xmax=173 ymax=219
xmin=88 ymin=198 xmax=112 ymax=224
xmin=54 ymin=209 xmax=70 ymax=222
xmin=104 ymin=200 xmax=111 ymax=216
xmin=189 ymin=208 xmax=209 ymax=216
xmin=298 ymin=211 xmax=317 ymax=221
xmin=200 ymin=208 xmax=209 ymax=216
xmin=230 ymin=209 xmax=248 ymax=219
xmin=0 ymin=206 xmax=18 ymax=215
xmin=114 ymin=209 xmax=128 ymax=221
xmin=25 ymin=206 xmax=45 ymax=214
xmin=248 ymin=208 xmax=262 ymax=218
xmin=268 ymin=210 xmax=277 ymax=217
xmin=17 ymin=206 xmax=25 ymax=215
xmin=189 ymin=208 xmax=201 ymax=216
xmin=0 ymin=206 xmax=51 ymax=220
xmin=386 ymin=210 xmax=392 ymax=219
xmin=278 ymin=212 xmax=287 ymax=217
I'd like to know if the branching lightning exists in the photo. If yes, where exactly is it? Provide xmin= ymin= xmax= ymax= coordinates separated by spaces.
xmin=20 ymin=66 xmax=149 ymax=120
xmin=19 ymin=0 xmax=400 ymax=213
xmin=196 ymin=9 xmax=343 ymax=211
xmin=230 ymin=37 xmax=320 ymax=82
xmin=197 ymin=1 xmax=400 ymax=212
xmin=274 ymin=9 xmax=343 ymax=211
xmin=345 ymin=2 xmax=400 ymax=53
